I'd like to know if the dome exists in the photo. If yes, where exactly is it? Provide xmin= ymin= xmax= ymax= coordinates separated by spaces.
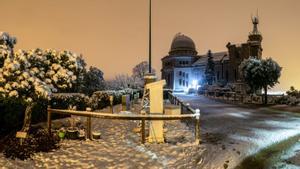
xmin=169 ymin=33 xmax=197 ymax=55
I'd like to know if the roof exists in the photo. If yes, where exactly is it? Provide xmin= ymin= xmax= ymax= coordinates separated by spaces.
xmin=168 ymin=33 xmax=197 ymax=56
xmin=192 ymin=51 xmax=229 ymax=66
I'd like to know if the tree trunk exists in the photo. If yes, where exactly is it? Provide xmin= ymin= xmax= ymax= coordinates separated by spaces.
xmin=264 ymin=86 xmax=268 ymax=105
xmin=21 ymin=103 xmax=35 ymax=132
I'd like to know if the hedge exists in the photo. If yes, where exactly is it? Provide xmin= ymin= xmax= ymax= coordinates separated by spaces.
xmin=0 ymin=89 xmax=142 ymax=136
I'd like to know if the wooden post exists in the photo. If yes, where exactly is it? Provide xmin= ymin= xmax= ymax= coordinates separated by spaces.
xmin=141 ymin=119 xmax=145 ymax=144
xmin=122 ymin=95 xmax=126 ymax=111
xmin=47 ymin=106 xmax=52 ymax=135
xmin=195 ymin=109 xmax=200 ymax=144
xmin=109 ymin=95 xmax=114 ymax=113
xmin=86 ymin=108 xmax=92 ymax=140
xmin=180 ymin=102 xmax=184 ymax=114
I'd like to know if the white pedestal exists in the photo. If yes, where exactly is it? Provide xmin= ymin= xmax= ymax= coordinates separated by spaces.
xmin=145 ymin=80 xmax=166 ymax=143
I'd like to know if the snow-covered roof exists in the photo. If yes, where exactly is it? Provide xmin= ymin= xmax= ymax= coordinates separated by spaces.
xmin=192 ymin=51 xmax=228 ymax=66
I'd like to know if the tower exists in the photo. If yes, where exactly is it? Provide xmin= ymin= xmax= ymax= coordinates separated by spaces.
xmin=248 ymin=14 xmax=263 ymax=59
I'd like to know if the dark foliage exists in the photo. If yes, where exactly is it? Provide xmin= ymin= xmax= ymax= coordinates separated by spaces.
xmin=3 ymin=136 xmax=36 ymax=160
xmin=33 ymin=129 xmax=60 ymax=152
xmin=286 ymin=86 xmax=300 ymax=98
xmin=205 ymin=50 xmax=215 ymax=85
xmin=3 ymin=129 xmax=60 ymax=160
xmin=50 ymin=94 xmax=88 ymax=111
xmin=0 ymin=97 xmax=48 ymax=136
xmin=82 ymin=66 xmax=105 ymax=96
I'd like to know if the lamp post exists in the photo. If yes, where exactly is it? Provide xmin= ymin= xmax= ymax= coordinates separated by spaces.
xmin=149 ymin=0 xmax=152 ymax=74
xmin=144 ymin=0 xmax=156 ymax=84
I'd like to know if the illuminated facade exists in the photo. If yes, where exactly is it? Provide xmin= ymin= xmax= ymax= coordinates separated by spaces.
xmin=161 ymin=17 xmax=263 ymax=92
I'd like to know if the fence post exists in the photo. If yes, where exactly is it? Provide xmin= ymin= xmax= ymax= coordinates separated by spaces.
xmin=86 ymin=107 xmax=92 ymax=140
xmin=109 ymin=95 xmax=114 ymax=113
xmin=141 ymin=119 xmax=145 ymax=144
xmin=47 ymin=106 xmax=52 ymax=135
xmin=195 ymin=109 xmax=201 ymax=144
xmin=180 ymin=102 xmax=183 ymax=113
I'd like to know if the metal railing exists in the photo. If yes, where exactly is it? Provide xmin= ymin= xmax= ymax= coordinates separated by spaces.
xmin=204 ymin=91 xmax=284 ymax=105
xmin=167 ymin=92 xmax=197 ymax=114
xmin=47 ymin=106 xmax=200 ymax=144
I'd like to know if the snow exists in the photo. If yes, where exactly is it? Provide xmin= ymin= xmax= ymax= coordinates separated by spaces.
xmin=0 ymin=39 xmax=85 ymax=103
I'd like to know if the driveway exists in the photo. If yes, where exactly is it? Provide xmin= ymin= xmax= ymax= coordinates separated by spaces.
xmin=176 ymin=94 xmax=300 ymax=169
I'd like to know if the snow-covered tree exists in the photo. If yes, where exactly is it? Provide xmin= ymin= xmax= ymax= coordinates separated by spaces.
xmin=68 ymin=54 xmax=87 ymax=93
xmin=83 ymin=66 xmax=105 ymax=95
xmin=0 ymin=32 xmax=17 ymax=51
xmin=205 ymin=50 xmax=215 ymax=85
xmin=240 ymin=57 xmax=282 ymax=104
xmin=287 ymin=86 xmax=300 ymax=98
xmin=0 ymin=33 xmax=85 ymax=131
xmin=106 ymin=74 xmax=136 ymax=90
xmin=132 ymin=61 xmax=155 ymax=88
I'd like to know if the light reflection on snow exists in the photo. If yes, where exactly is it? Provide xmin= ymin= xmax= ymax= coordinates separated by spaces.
xmin=230 ymin=119 xmax=300 ymax=155
xmin=227 ymin=111 xmax=251 ymax=119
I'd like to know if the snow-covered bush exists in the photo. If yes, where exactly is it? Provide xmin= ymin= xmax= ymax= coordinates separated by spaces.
xmin=89 ymin=89 xmax=141 ymax=110
xmin=50 ymin=93 xmax=89 ymax=111
xmin=275 ymin=95 xmax=300 ymax=106
xmin=88 ymin=91 xmax=110 ymax=110
xmin=0 ymin=32 xmax=86 ymax=132
xmin=0 ymin=48 xmax=84 ymax=102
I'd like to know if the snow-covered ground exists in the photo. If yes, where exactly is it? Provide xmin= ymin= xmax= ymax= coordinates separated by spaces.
xmin=2 ymin=95 xmax=300 ymax=169
xmin=177 ymin=94 xmax=300 ymax=169
xmin=0 ymin=104 xmax=205 ymax=169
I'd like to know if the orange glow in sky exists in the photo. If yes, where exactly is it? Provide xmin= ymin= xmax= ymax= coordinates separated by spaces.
xmin=1 ymin=0 xmax=299 ymax=91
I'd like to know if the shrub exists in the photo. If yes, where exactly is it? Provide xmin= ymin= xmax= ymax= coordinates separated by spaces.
xmin=3 ymin=128 xmax=60 ymax=160
xmin=3 ymin=136 xmax=36 ymax=160
xmin=33 ymin=129 xmax=60 ymax=152
xmin=275 ymin=95 xmax=300 ymax=106
xmin=0 ymin=97 xmax=48 ymax=135
xmin=50 ymin=93 xmax=88 ymax=111
xmin=287 ymin=86 xmax=300 ymax=98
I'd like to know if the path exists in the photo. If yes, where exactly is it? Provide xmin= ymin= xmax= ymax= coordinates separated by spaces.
xmin=177 ymin=94 xmax=300 ymax=169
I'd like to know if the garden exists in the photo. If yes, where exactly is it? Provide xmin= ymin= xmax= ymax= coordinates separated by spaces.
xmin=0 ymin=32 xmax=143 ymax=160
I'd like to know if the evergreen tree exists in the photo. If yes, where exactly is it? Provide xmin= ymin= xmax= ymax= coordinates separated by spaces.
xmin=205 ymin=50 xmax=215 ymax=85
xmin=83 ymin=66 xmax=105 ymax=95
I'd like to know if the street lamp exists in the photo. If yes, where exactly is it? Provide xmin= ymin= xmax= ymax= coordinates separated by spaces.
xmin=144 ymin=0 xmax=156 ymax=84
xmin=149 ymin=0 xmax=152 ymax=73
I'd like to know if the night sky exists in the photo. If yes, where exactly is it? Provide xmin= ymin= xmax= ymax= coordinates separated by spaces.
xmin=1 ymin=0 xmax=299 ymax=91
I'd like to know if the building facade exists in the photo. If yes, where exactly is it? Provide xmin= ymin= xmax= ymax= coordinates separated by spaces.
xmin=161 ymin=17 xmax=263 ymax=92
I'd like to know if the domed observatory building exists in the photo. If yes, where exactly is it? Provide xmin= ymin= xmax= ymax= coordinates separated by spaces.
xmin=161 ymin=33 xmax=201 ymax=92
xmin=161 ymin=17 xmax=263 ymax=93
